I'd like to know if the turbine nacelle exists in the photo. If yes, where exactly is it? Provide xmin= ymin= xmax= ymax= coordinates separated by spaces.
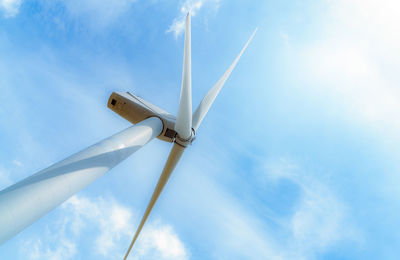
xmin=108 ymin=91 xmax=196 ymax=146
xmin=108 ymin=91 xmax=178 ymax=143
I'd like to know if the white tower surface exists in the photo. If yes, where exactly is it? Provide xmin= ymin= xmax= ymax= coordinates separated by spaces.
xmin=0 ymin=117 xmax=162 ymax=244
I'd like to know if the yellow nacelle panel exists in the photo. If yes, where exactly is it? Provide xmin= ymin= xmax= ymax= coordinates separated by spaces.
xmin=108 ymin=92 xmax=177 ymax=143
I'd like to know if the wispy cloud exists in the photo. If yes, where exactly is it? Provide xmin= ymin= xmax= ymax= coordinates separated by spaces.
xmin=291 ymin=179 xmax=348 ymax=254
xmin=0 ymin=0 xmax=22 ymax=18
xmin=293 ymin=0 xmax=400 ymax=139
xmin=12 ymin=160 xmax=22 ymax=167
xmin=133 ymin=223 xmax=188 ymax=260
xmin=20 ymin=195 xmax=188 ymax=259
xmin=62 ymin=0 xmax=137 ymax=28
xmin=168 ymin=151 xmax=360 ymax=260
xmin=23 ymin=237 xmax=77 ymax=260
xmin=261 ymin=158 xmax=361 ymax=259
xmin=1 ymin=0 xmax=137 ymax=27
xmin=166 ymin=0 xmax=220 ymax=38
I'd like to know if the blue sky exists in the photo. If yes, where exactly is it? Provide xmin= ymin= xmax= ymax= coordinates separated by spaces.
xmin=1 ymin=0 xmax=400 ymax=259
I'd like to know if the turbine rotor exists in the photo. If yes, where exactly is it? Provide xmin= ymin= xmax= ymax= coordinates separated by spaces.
xmin=123 ymin=12 xmax=256 ymax=260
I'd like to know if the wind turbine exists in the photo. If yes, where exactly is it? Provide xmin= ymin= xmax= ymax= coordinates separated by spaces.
xmin=122 ymin=13 xmax=256 ymax=259
xmin=0 ymin=12 xmax=256 ymax=258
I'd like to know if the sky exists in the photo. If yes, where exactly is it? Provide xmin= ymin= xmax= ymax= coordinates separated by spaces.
xmin=1 ymin=0 xmax=400 ymax=259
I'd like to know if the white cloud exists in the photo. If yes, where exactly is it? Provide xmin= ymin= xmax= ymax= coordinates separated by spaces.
xmin=175 ymin=168 xmax=283 ymax=259
xmin=292 ymin=0 xmax=400 ymax=139
xmin=263 ymin=157 xmax=299 ymax=181
xmin=291 ymin=181 xmax=346 ymax=255
xmin=0 ymin=0 xmax=22 ymax=18
xmin=259 ymin=158 xmax=361 ymax=259
xmin=133 ymin=223 xmax=188 ymax=260
xmin=21 ymin=216 xmax=78 ymax=260
xmin=166 ymin=0 xmax=220 ymax=37
xmin=61 ymin=0 xmax=136 ymax=27
xmin=20 ymin=195 xmax=188 ymax=260
xmin=302 ymin=43 xmax=400 ymax=133
xmin=1 ymin=0 xmax=136 ymax=25
xmin=167 ymin=153 xmax=359 ymax=260
xmin=23 ymin=238 xmax=77 ymax=260
xmin=12 ymin=159 xmax=22 ymax=167
xmin=278 ymin=0 xmax=400 ymax=205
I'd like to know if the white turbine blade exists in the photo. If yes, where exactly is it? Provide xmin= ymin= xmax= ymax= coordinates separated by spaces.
xmin=175 ymin=12 xmax=192 ymax=139
xmin=124 ymin=143 xmax=185 ymax=260
xmin=0 ymin=117 xmax=163 ymax=245
xmin=192 ymin=28 xmax=257 ymax=131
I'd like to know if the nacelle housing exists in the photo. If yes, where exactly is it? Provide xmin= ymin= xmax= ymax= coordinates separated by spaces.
xmin=108 ymin=92 xmax=177 ymax=143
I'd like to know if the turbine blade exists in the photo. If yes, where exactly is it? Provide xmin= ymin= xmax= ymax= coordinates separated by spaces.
xmin=123 ymin=143 xmax=185 ymax=260
xmin=0 ymin=117 xmax=163 ymax=245
xmin=192 ymin=28 xmax=257 ymax=131
xmin=175 ymin=12 xmax=192 ymax=139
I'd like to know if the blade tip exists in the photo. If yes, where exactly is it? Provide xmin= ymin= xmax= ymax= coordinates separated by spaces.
xmin=253 ymin=27 xmax=258 ymax=36
xmin=185 ymin=11 xmax=191 ymax=24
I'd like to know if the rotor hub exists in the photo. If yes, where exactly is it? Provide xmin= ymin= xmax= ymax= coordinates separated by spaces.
xmin=174 ymin=128 xmax=196 ymax=147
